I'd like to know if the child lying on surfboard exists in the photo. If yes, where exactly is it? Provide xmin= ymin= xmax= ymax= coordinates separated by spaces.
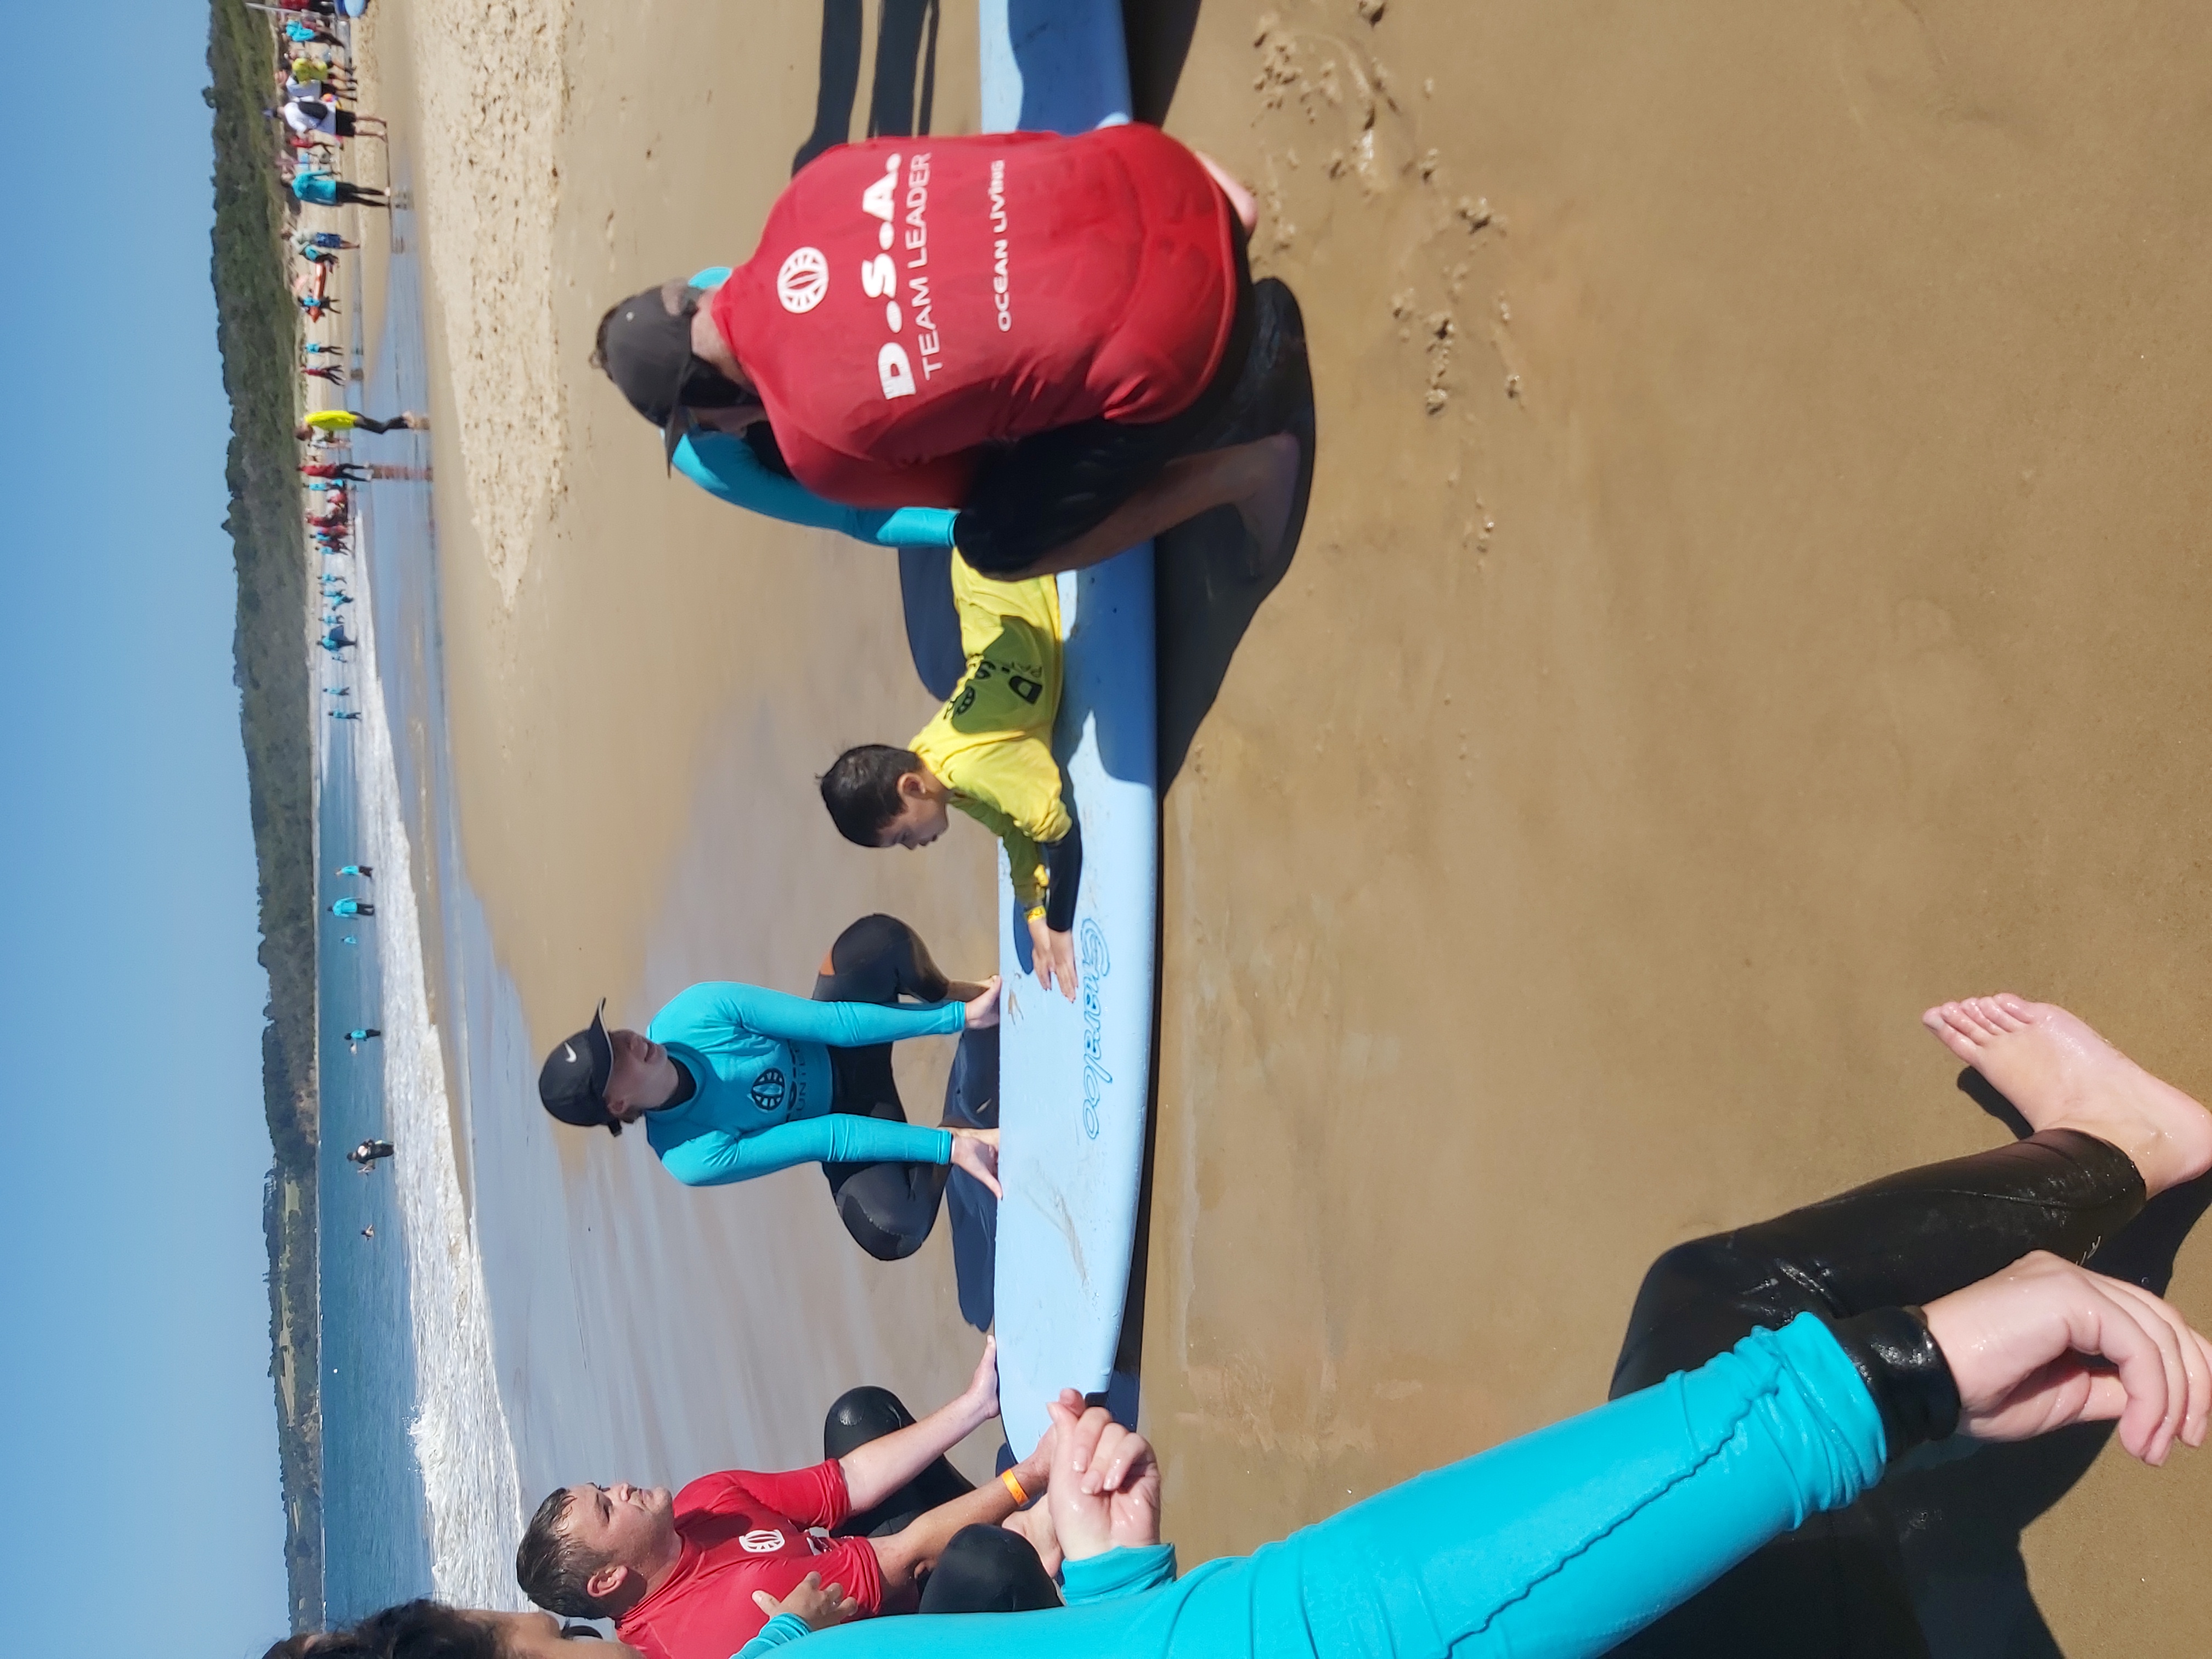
xmin=821 ymin=557 xmax=1083 ymax=1000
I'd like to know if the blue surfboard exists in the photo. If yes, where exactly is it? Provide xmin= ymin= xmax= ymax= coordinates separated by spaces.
xmin=979 ymin=0 xmax=1160 ymax=1462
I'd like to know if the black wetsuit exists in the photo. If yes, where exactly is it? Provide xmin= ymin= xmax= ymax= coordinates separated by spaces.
xmin=821 ymin=1387 xmax=1059 ymax=1615
xmin=811 ymin=915 xmax=997 ymax=1263
xmin=1604 ymin=1128 xmax=2146 ymax=1658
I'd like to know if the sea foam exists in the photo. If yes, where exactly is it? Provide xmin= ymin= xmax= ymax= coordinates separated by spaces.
xmin=347 ymin=590 xmax=527 ymax=1609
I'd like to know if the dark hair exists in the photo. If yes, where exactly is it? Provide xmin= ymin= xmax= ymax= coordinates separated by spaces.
xmin=262 ymin=1600 xmax=501 ymax=1659
xmin=821 ymin=746 xmax=923 ymax=846
xmin=516 ymin=1487 xmax=614 ymax=1620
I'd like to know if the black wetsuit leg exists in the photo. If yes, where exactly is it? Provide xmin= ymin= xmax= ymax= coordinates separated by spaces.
xmin=821 ymin=1049 xmax=949 ymax=1261
xmin=917 ymin=1525 xmax=1062 ymax=1613
xmin=1604 ymin=1130 xmax=2145 ymax=1659
xmin=814 ymin=913 xmax=952 ymax=1005
xmin=822 ymin=1386 xmax=975 ymax=1538
xmin=814 ymin=915 xmax=957 ymax=1262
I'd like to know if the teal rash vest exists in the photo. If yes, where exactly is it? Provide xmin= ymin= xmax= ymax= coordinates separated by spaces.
xmin=643 ymin=981 xmax=964 ymax=1185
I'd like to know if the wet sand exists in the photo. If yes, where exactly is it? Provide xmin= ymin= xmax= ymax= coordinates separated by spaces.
xmin=374 ymin=1 xmax=2208 ymax=1649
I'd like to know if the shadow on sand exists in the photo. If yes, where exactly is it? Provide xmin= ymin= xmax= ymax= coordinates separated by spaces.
xmin=1157 ymin=279 xmax=1318 ymax=790
xmin=1121 ymin=0 xmax=1203 ymax=125
xmin=792 ymin=0 xmax=944 ymax=176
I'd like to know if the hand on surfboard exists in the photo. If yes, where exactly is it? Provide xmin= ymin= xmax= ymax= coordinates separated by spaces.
xmin=751 ymin=1572 xmax=860 ymax=1633
xmin=1046 ymin=1396 xmax=1161 ymax=1561
xmin=949 ymin=1127 xmax=1002 ymax=1198
xmin=963 ymin=975 xmax=1003 ymax=1029
xmin=1029 ymin=916 xmax=1079 ymax=1001
xmin=960 ymin=1334 xmax=1002 ymax=1424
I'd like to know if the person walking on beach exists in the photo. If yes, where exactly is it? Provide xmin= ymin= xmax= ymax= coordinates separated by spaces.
xmin=347 ymin=1139 xmax=394 ymax=1170
xmin=291 ymin=56 xmax=349 ymax=94
xmin=514 ymin=1338 xmax=1060 ymax=1657
xmin=281 ymin=18 xmax=342 ymax=49
xmin=346 ymin=1028 xmax=381 ymax=1042
xmin=538 ymin=915 xmax=1001 ymax=1260
xmin=330 ymin=709 xmax=360 ymax=720
xmin=304 ymin=364 xmax=346 ymax=386
xmin=336 ymin=863 xmax=373 ymax=877
xmin=277 ymin=99 xmax=387 ymax=144
xmin=330 ymin=897 xmax=373 ymax=917
xmin=302 ymin=459 xmax=370 ymax=481
xmin=289 ymin=167 xmax=392 ymax=211
xmin=593 ymin=125 xmax=1306 ymax=578
xmin=300 ymin=410 xmax=421 ymax=439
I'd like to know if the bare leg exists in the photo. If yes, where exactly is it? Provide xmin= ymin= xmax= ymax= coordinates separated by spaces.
xmin=1923 ymin=993 xmax=2212 ymax=1196
xmin=1013 ymin=432 xmax=1301 ymax=579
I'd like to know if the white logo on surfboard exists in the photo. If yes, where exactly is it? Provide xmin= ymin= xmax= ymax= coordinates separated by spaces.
xmin=738 ymin=1528 xmax=788 ymax=1553
xmin=777 ymin=247 xmax=830 ymax=313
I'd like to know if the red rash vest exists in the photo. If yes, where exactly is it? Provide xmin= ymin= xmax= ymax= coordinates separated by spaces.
xmin=613 ymin=1462 xmax=884 ymax=1659
xmin=710 ymin=122 xmax=1239 ymax=509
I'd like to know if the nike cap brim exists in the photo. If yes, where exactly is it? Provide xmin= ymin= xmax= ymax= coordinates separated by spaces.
xmin=538 ymin=1001 xmax=620 ymax=1135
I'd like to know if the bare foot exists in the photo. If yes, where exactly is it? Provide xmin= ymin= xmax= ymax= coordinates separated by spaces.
xmin=1922 ymin=994 xmax=2212 ymax=1195
xmin=1001 ymin=1495 xmax=1063 ymax=1577
xmin=1232 ymin=432 xmax=1301 ymax=579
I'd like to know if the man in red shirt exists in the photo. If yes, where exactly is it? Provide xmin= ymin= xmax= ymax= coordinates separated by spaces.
xmin=593 ymin=123 xmax=1306 ymax=579
xmin=514 ymin=1341 xmax=1057 ymax=1659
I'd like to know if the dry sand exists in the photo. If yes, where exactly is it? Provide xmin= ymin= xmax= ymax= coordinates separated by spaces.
xmin=370 ymin=1 xmax=2210 ymax=1650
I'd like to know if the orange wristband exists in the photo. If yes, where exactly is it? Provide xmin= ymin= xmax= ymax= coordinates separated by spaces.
xmin=1001 ymin=1469 xmax=1030 ymax=1506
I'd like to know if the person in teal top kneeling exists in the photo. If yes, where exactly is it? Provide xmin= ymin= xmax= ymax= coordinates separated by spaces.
xmin=539 ymin=915 xmax=1000 ymax=1261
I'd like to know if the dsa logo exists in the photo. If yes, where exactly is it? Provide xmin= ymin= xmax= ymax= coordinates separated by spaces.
xmin=776 ymin=247 xmax=830 ymax=313
xmin=751 ymin=1068 xmax=788 ymax=1111
xmin=738 ymin=1530 xmax=788 ymax=1554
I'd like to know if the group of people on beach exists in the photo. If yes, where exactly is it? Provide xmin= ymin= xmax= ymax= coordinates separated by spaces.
xmin=268 ymin=38 xmax=2212 ymax=1659
xmin=271 ymin=10 xmax=396 ymax=215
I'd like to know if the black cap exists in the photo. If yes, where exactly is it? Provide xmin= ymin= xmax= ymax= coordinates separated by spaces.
xmin=596 ymin=283 xmax=743 ymax=471
xmin=539 ymin=1001 xmax=620 ymax=1135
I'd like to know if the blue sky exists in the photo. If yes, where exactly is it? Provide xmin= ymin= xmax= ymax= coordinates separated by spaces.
xmin=0 ymin=5 xmax=289 ymax=1656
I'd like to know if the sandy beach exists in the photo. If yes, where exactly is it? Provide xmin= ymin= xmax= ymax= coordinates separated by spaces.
xmin=356 ymin=2 xmax=2211 ymax=1650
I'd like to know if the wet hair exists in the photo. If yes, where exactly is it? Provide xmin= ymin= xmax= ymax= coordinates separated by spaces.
xmin=262 ymin=1600 xmax=501 ymax=1659
xmin=821 ymin=746 xmax=924 ymax=847
xmin=515 ymin=1487 xmax=616 ymax=1620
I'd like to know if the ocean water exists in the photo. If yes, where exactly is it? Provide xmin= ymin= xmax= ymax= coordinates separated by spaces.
xmin=315 ymin=705 xmax=435 ymax=1622
xmin=315 ymin=177 xmax=526 ymax=1618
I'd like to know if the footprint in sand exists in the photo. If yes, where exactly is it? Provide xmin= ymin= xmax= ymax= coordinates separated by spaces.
xmin=1252 ymin=20 xmax=1417 ymax=199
